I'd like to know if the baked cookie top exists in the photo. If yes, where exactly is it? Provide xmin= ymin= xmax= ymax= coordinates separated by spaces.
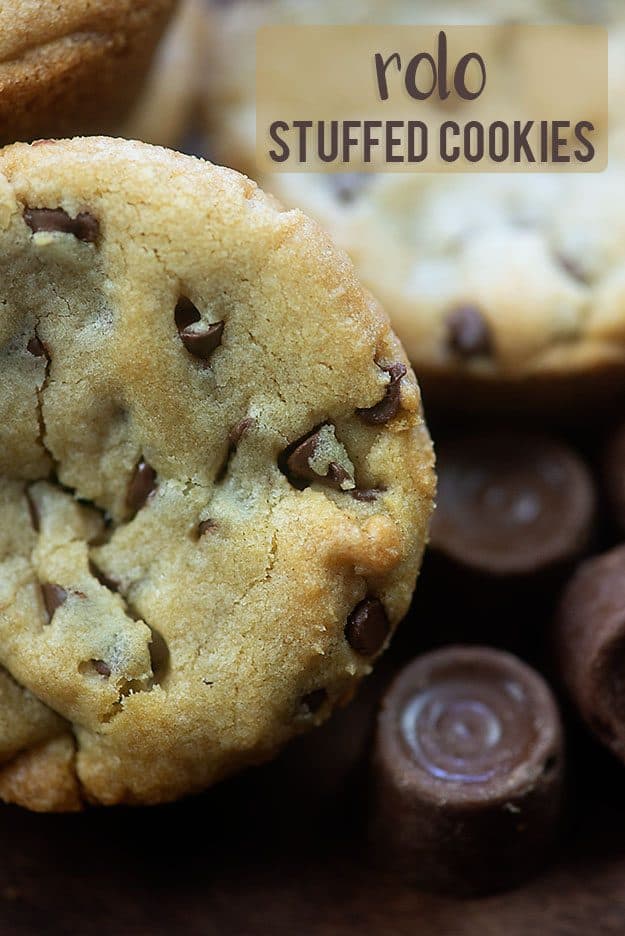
xmin=202 ymin=0 xmax=625 ymax=384
xmin=0 ymin=137 xmax=434 ymax=809
xmin=0 ymin=0 xmax=176 ymax=145
xmin=267 ymin=167 xmax=625 ymax=380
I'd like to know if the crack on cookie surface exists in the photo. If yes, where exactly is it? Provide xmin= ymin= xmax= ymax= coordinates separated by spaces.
xmin=30 ymin=325 xmax=56 ymax=473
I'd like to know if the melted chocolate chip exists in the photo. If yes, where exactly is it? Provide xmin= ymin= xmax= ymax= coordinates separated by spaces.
xmin=24 ymin=208 xmax=99 ymax=243
xmin=446 ymin=306 xmax=492 ymax=358
xmin=357 ymin=363 xmax=407 ymax=425
xmin=284 ymin=431 xmax=320 ymax=485
xmin=327 ymin=462 xmax=352 ymax=488
xmin=301 ymin=688 xmax=327 ymax=714
xmin=27 ymin=336 xmax=47 ymax=358
xmin=228 ymin=417 xmax=254 ymax=446
xmin=41 ymin=583 xmax=67 ymax=623
xmin=126 ymin=459 xmax=157 ymax=515
xmin=282 ymin=426 xmax=353 ymax=491
xmin=345 ymin=598 xmax=390 ymax=656
xmin=175 ymin=297 xmax=224 ymax=361
xmin=179 ymin=321 xmax=224 ymax=360
xmin=197 ymin=519 xmax=217 ymax=537
xmin=174 ymin=297 xmax=201 ymax=331
xmin=92 ymin=659 xmax=111 ymax=678
xmin=351 ymin=488 xmax=384 ymax=502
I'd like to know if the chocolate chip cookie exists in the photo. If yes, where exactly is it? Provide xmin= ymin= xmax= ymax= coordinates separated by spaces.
xmin=0 ymin=0 xmax=176 ymax=145
xmin=0 ymin=137 xmax=434 ymax=810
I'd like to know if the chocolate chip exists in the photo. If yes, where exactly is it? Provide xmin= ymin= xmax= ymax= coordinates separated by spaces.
xmin=88 ymin=560 xmax=120 ymax=593
xmin=351 ymin=488 xmax=384 ymax=502
xmin=41 ymin=583 xmax=67 ymax=623
xmin=228 ymin=417 xmax=254 ymax=446
xmin=345 ymin=598 xmax=390 ymax=656
xmin=284 ymin=432 xmax=323 ymax=486
xmin=301 ymin=688 xmax=327 ymax=714
xmin=27 ymin=336 xmax=47 ymax=358
xmin=327 ymin=462 xmax=352 ymax=487
xmin=282 ymin=425 xmax=355 ymax=491
xmin=174 ymin=297 xmax=201 ymax=331
xmin=175 ymin=297 xmax=224 ymax=361
xmin=92 ymin=659 xmax=111 ymax=678
xmin=24 ymin=208 xmax=99 ymax=243
xmin=197 ymin=519 xmax=217 ymax=537
xmin=357 ymin=363 xmax=407 ymax=425
xmin=126 ymin=459 xmax=157 ymax=514
xmin=556 ymin=253 xmax=589 ymax=284
xmin=179 ymin=321 xmax=224 ymax=360
xmin=446 ymin=306 xmax=492 ymax=358
xmin=329 ymin=173 xmax=368 ymax=203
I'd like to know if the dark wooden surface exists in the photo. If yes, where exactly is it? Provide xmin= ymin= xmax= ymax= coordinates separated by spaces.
xmin=4 ymin=408 xmax=625 ymax=936
xmin=2 ymin=692 xmax=625 ymax=936
xmin=2 ymin=577 xmax=625 ymax=936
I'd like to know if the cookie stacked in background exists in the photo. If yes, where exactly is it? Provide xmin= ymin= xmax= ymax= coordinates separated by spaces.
xmin=0 ymin=0 xmax=177 ymax=144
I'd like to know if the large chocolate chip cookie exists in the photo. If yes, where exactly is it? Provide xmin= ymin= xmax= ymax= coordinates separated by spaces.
xmin=0 ymin=137 xmax=434 ymax=809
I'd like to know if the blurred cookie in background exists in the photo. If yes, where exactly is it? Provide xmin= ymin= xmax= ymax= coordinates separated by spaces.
xmin=266 ymin=169 xmax=625 ymax=408
xmin=199 ymin=0 xmax=625 ymax=411
xmin=0 ymin=0 xmax=177 ymax=145
xmin=203 ymin=0 xmax=564 ymax=175
xmin=203 ymin=0 xmax=620 ymax=176
xmin=122 ymin=0 xmax=206 ymax=149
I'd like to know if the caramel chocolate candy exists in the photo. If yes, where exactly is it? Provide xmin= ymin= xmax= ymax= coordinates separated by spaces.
xmin=555 ymin=543 xmax=625 ymax=758
xmin=370 ymin=646 xmax=564 ymax=895
xmin=430 ymin=432 xmax=595 ymax=577
xmin=602 ymin=421 xmax=625 ymax=532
